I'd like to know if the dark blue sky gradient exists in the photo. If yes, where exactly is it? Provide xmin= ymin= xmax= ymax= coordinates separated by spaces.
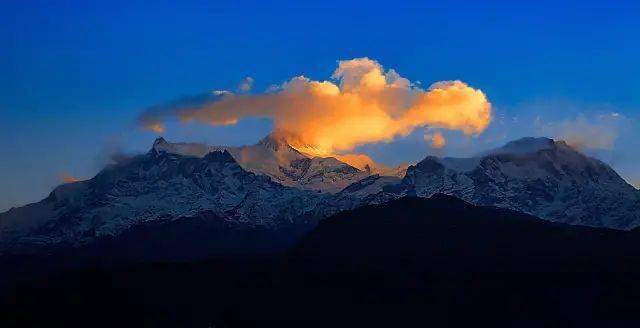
xmin=1 ymin=0 xmax=639 ymax=210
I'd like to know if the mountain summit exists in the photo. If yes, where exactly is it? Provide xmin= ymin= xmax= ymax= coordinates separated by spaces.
xmin=0 ymin=144 xmax=333 ymax=254
xmin=152 ymin=133 xmax=373 ymax=193
xmin=397 ymin=137 xmax=640 ymax=229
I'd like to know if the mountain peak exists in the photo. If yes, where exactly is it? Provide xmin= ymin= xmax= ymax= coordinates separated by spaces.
xmin=258 ymin=130 xmax=293 ymax=152
xmin=483 ymin=137 xmax=556 ymax=156
xmin=401 ymin=136 xmax=640 ymax=230
xmin=151 ymin=137 xmax=170 ymax=153
xmin=507 ymin=136 xmax=554 ymax=146
xmin=150 ymin=138 xmax=214 ymax=158
xmin=203 ymin=149 xmax=237 ymax=164
xmin=153 ymin=136 xmax=167 ymax=146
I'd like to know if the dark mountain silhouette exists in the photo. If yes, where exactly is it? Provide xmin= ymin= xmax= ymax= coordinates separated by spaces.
xmin=289 ymin=194 xmax=640 ymax=273
xmin=3 ymin=195 xmax=640 ymax=326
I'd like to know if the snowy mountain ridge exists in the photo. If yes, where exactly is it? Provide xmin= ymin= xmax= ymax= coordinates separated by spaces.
xmin=2 ymin=135 xmax=640 ymax=254
xmin=397 ymin=137 xmax=640 ymax=229
xmin=152 ymin=133 xmax=388 ymax=193
xmin=0 ymin=148 xmax=348 ymax=253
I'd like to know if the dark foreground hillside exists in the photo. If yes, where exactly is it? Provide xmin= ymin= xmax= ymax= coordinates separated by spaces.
xmin=3 ymin=195 xmax=640 ymax=327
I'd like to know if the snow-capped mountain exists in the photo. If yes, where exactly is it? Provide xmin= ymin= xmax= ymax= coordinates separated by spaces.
xmin=153 ymin=133 xmax=373 ymax=193
xmin=0 ymin=133 xmax=405 ymax=254
xmin=3 ymin=135 xmax=640 ymax=255
xmin=395 ymin=137 xmax=640 ymax=229
xmin=0 ymin=146 xmax=340 ymax=253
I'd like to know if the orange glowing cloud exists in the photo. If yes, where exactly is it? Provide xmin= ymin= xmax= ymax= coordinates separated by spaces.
xmin=425 ymin=132 xmax=446 ymax=149
xmin=140 ymin=58 xmax=492 ymax=158
xmin=60 ymin=173 xmax=80 ymax=183
xmin=333 ymin=153 xmax=380 ymax=172
xmin=146 ymin=122 xmax=166 ymax=133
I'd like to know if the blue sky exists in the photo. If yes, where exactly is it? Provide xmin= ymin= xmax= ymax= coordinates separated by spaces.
xmin=1 ymin=0 xmax=639 ymax=210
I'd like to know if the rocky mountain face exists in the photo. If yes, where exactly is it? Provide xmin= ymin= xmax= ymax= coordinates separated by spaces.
xmin=396 ymin=137 xmax=640 ymax=229
xmin=0 ymin=134 xmax=410 ymax=254
xmin=0 ymin=146 xmax=344 ymax=254
xmin=154 ymin=133 xmax=374 ymax=193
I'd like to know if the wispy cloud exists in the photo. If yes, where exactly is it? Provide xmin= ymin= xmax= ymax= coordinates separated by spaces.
xmin=536 ymin=113 xmax=625 ymax=150
xmin=237 ymin=76 xmax=254 ymax=92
